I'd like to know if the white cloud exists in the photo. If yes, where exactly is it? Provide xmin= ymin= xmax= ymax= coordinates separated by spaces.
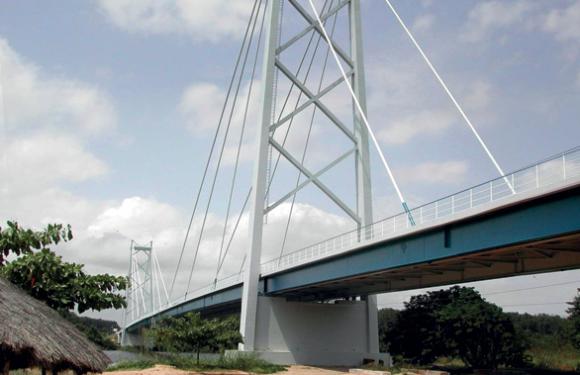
xmin=179 ymin=81 xmax=260 ymax=167
xmin=377 ymin=109 xmax=456 ymax=145
xmin=0 ymin=38 xmax=116 ymax=135
xmin=542 ymin=1 xmax=580 ymax=42
xmin=463 ymin=81 xmax=492 ymax=112
xmin=88 ymin=197 xmax=184 ymax=243
xmin=97 ymin=0 xmax=253 ymax=42
xmin=413 ymin=14 xmax=435 ymax=33
xmin=398 ymin=160 xmax=469 ymax=185
xmin=179 ymin=83 xmax=225 ymax=134
xmin=461 ymin=1 xmax=534 ymax=43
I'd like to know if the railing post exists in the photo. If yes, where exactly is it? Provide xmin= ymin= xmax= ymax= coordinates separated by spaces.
xmin=451 ymin=196 xmax=455 ymax=214
xmin=563 ymin=154 xmax=567 ymax=180
xmin=511 ymin=174 xmax=515 ymax=193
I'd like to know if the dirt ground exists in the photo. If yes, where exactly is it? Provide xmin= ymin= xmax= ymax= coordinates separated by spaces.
xmin=103 ymin=364 xmax=348 ymax=375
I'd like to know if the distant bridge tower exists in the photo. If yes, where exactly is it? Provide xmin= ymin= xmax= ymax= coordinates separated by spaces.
xmin=241 ymin=0 xmax=382 ymax=363
xmin=122 ymin=241 xmax=169 ymax=346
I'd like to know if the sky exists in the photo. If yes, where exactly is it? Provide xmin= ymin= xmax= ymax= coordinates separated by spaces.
xmin=1 ymin=0 xmax=580 ymax=324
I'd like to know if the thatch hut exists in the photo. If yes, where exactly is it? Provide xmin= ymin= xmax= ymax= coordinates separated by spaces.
xmin=0 ymin=277 xmax=111 ymax=374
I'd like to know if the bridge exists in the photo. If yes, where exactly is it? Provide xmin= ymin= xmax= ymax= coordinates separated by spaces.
xmin=121 ymin=0 xmax=580 ymax=367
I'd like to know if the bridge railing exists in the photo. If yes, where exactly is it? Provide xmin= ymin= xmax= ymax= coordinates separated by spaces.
xmin=260 ymin=146 xmax=580 ymax=276
xmin=128 ymin=147 xmax=580 ymax=326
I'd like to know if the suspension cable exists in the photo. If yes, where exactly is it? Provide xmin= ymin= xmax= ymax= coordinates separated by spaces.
xmin=220 ymin=1 xmax=334 ymax=273
xmin=383 ymin=0 xmax=514 ymax=194
xmin=278 ymin=1 xmax=338 ymax=263
xmin=307 ymin=0 xmax=412 ymax=216
xmin=153 ymin=251 xmax=170 ymax=306
xmin=216 ymin=187 xmax=252 ymax=277
xmin=169 ymin=0 xmax=261 ymax=297
xmin=185 ymin=0 xmax=265 ymax=295
xmin=215 ymin=0 xmax=267 ymax=281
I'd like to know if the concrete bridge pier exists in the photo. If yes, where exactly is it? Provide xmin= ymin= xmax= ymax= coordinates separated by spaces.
xmin=235 ymin=295 xmax=391 ymax=366
xmin=121 ymin=330 xmax=144 ymax=347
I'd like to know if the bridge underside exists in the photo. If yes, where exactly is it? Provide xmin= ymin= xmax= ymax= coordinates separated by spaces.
xmin=272 ymin=232 xmax=580 ymax=301
xmin=265 ymin=186 xmax=580 ymax=299
xmin=127 ymin=185 xmax=580 ymax=334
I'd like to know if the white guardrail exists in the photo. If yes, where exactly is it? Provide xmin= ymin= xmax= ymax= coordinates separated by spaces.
xmin=129 ymin=146 xmax=580 ymax=326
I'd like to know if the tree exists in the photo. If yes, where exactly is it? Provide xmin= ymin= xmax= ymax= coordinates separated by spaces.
xmin=437 ymin=287 xmax=527 ymax=368
xmin=147 ymin=313 xmax=243 ymax=364
xmin=1 ymin=248 xmax=127 ymax=313
xmin=0 ymin=221 xmax=72 ymax=265
xmin=377 ymin=308 xmax=399 ymax=353
xmin=210 ymin=316 xmax=243 ymax=353
xmin=387 ymin=287 xmax=463 ymax=364
xmin=567 ymin=289 xmax=580 ymax=350
xmin=385 ymin=286 xmax=527 ymax=368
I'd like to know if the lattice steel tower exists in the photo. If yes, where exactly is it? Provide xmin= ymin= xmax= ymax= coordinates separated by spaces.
xmin=241 ymin=0 xmax=378 ymax=351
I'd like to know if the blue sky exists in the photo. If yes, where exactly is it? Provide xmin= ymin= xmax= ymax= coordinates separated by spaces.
xmin=1 ymin=0 xmax=580 ymax=322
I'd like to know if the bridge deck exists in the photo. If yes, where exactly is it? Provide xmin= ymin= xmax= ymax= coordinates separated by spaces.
xmin=125 ymin=147 xmax=580 ymax=332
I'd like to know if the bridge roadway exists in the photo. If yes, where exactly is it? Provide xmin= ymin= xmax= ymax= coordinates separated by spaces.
xmin=126 ymin=148 xmax=580 ymax=333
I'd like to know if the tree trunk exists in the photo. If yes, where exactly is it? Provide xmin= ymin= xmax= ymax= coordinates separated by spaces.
xmin=2 ymin=359 xmax=9 ymax=375
xmin=196 ymin=348 xmax=200 ymax=365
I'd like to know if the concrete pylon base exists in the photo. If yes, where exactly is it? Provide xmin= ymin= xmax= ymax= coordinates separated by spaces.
xmin=121 ymin=331 xmax=144 ymax=347
xmin=235 ymin=296 xmax=392 ymax=367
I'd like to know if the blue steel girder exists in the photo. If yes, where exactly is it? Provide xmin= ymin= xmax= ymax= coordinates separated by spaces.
xmin=263 ymin=185 xmax=580 ymax=297
xmin=126 ymin=185 xmax=580 ymax=333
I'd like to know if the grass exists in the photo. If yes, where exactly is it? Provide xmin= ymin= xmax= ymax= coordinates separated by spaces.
xmin=107 ymin=353 xmax=286 ymax=374
xmin=526 ymin=339 xmax=580 ymax=372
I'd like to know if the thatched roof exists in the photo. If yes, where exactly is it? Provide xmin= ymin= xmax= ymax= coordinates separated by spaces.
xmin=0 ymin=277 xmax=111 ymax=373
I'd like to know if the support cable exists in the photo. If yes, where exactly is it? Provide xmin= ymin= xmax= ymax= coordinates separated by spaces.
xmin=306 ymin=0 xmax=413 ymax=219
xmin=383 ymin=0 xmax=514 ymax=194
xmin=153 ymin=252 xmax=170 ymax=306
xmin=153 ymin=258 xmax=162 ymax=311
xmin=216 ymin=1 xmax=267 ymax=281
xmin=169 ymin=0 xmax=261 ymax=297
xmin=185 ymin=0 xmax=264 ymax=295
xmin=278 ymin=2 xmax=338 ymax=263
xmin=216 ymin=187 xmax=252 ymax=277
xmin=133 ymin=261 xmax=147 ymax=313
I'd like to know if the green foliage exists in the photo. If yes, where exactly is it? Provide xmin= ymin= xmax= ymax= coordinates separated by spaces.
xmin=436 ymin=287 xmax=527 ymax=369
xmin=60 ymin=310 xmax=120 ymax=350
xmin=387 ymin=287 xmax=459 ymax=364
xmin=567 ymin=289 xmax=580 ymax=350
xmin=384 ymin=286 xmax=527 ymax=369
xmin=0 ymin=221 xmax=72 ymax=265
xmin=146 ymin=313 xmax=243 ymax=364
xmin=378 ymin=308 xmax=399 ymax=353
xmin=107 ymin=358 xmax=157 ymax=371
xmin=1 ymin=248 xmax=127 ymax=313
xmin=107 ymin=353 xmax=285 ymax=374
xmin=526 ymin=336 xmax=580 ymax=371
xmin=508 ymin=312 xmax=571 ymax=340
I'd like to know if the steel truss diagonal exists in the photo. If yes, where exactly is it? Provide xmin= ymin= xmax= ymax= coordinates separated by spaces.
xmin=263 ymin=0 xmax=369 ymax=226
xmin=242 ymin=0 xmax=375 ymax=351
